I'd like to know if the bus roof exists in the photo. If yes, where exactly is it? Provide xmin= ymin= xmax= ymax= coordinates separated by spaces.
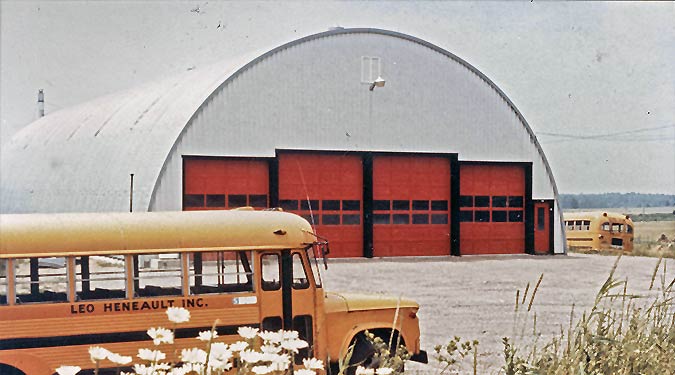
xmin=563 ymin=211 xmax=632 ymax=222
xmin=0 ymin=209 xmax=316 ymax=258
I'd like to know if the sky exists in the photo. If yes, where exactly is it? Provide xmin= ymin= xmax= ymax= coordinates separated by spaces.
xmin=1 ymin=1 xmax=674 ymax=195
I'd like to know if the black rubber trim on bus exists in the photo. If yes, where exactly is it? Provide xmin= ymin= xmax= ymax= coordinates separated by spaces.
xmin=0 ymin=323 xmax=260 ymax=351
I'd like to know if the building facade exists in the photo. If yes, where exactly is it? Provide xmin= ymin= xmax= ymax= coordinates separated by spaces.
xmin=0 ymin=28 xmax=566 ymax=256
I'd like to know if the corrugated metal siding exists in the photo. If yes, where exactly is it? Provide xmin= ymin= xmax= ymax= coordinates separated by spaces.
xmin=0 ymin=53 xmax=261 ymax=214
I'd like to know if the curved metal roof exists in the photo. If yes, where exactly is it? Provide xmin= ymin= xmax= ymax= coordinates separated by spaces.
xmin=1 ymin=28 xmax=561 ymax=222
xmin=0 ymin=209 xmax=314 ymax=258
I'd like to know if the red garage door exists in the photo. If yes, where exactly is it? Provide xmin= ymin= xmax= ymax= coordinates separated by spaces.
xmin=372 ymin=156 xmax=451 ymax=257
xmin=459 ymin=164 xmax=525 ymax=254
xmin=183 ymin=158 xmax=269 ymax=210
xmin=278 ymin=153 xmax=363 ymax=258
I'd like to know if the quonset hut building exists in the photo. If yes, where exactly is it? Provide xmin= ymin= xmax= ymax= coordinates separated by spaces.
xmin=1 ymin=28 xmax=566 ymax=257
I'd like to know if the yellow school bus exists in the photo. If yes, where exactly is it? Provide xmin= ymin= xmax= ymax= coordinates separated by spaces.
xmin=563 ymin=211 xmax=634 ymax=252
xmin=0 ymin=209 xmax=427 ymax=375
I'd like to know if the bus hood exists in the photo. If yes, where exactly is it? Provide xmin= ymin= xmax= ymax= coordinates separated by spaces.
xmin=325 ymin=291 xmax=419 ymax=313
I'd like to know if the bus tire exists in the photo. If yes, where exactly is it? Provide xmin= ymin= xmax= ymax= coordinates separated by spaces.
xmin=346 ymin=333 xmax=379 ymax=375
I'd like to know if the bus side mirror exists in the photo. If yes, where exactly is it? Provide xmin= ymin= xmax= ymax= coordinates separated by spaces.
xmin=321 ymin=243 xmax=330 ymax=270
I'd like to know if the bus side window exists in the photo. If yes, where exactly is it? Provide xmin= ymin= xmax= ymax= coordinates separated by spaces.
xmin=0 ymin=259 xmax=7 ymax=305
xmin=583 ymin=221 xmax=591 ymax=231
xmin=134 ymin=253 xmax=183 ymax=297
xmin=575 ymin=220 xmax=582 ymax=231
xmin=566 ymin=221 xmax=574 ymax=230
xmin=14 ymin=257 xmax=68 ymax=303
xmin=76 ymin=255 xmax=126 ymax=300
xmin=189 ymin=251 xmax=254 ymax=295
xmin=261 ymin=254 xmax=281 ymax=291
xmin=292 ymin=253 xmax=309 ymax=290
xmin=601 ymin=222 xmax=610 ymax=231
xmin=626 ymin=225 xmax=633 ymax=234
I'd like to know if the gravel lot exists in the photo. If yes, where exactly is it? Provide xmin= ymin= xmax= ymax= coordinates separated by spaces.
xmin=321 ymin=253 xmax=672 ymax=374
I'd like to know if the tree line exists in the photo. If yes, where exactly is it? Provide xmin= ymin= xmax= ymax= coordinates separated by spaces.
xmin=560 ymin=193 xmax=675 ymax=209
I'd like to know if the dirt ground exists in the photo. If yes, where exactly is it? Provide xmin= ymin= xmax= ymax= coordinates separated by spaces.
xmin=321 ymin=253 xmax=672 ymax=374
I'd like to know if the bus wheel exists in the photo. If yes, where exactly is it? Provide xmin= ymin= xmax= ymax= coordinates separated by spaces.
xmin=0 ymin=364 xmax=26 ymax=375
xmin=346 ymin=333 xmax=379 ymax=375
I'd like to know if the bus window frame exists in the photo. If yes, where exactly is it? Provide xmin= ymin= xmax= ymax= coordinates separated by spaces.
xmin=75 ymin=255 xmax=128 ymax=301
xmin=0 ymin=258 xmax=8 ymax=305
xmin=132 ymin=253 xmax=184 ymax=298
xmin=13 ymin=256 xmax=70 ymax=304
xmin=188 ymin=250 xmax=255 ymax=295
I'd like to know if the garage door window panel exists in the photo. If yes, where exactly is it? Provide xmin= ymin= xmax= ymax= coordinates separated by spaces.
xmin=432 ymin=214 xmax=449 ymax=224
xmin=459 ymin=211 xmax=474 ymax=222
xmin=322 ymin=215 xmax=340 ymax=225
xmin=322 ymin=200 xmax=340 ymax=210
xmin=228 ymin=195 xmax=247 ymax=208
xmin=509 ymin=211 xmax=524 ymax=222
xmin=412 ymin=214 xmax=429 ymax=224
xmin=508 ymin=196 xmax=523 ymax=207
xmin=373 ymin=200 xmax=391 ymax=210
xmin=392 ymin=214 xmax=409 ymax=224
xmin=300 ymin=200 xmax=319 ymax=211
xmin=475 ymin=211 xmax=490 ymax=222
xmin=280 ymin=200 xmax=299 ymax=211
xmin=373 ymin=214 xmax=390 ymax=224
xmin=413 ymin=200 xmax=429 ymax=210
xmin=492 ymin=211 xmax=507 ymax=222
xmin=492 ymin=196 xmax=507 ymax=207
xmin=459 ymin=196 xmax=473 ymax=207
xmin=432 ymin=200 xmax=449 ymax=210
xmin=249 ymin=195 xmax=268 ymax=208
xmin=392 ymin=200 xmax=410 ymax=211
xmin=206 ymin=194 xmax=225 ymax=207
xmin=185 ymin=194 xmax=205 ymax=208
xmin=342 ymin=214 xmax=360 ymax=225
xmin=475 ymin=196 xmax=490 ymax=207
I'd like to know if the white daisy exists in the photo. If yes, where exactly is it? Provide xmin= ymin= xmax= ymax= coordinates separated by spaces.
xmin=295 ymin=369 xmax=316 ymax=375
xmin=376 ymin=367 xmax=394 ymax=375
xmin=181 ymin=348 xmax=207 ymax=364
xmin=238 ymin=326 xmax=259 ymax=339
xmin=147 ymin=327 xmax=174 ymax=345
xmin=108 ymin=352 xmax=133 ymax=365
xmin=166 ymin=307 xmax=191 ymax=323
xmin=251 ymin=365 xmax=273 ymax=374
xmin=197 ymin=329 xmax=219 ymax=341
xmin=55 ymin=366 xmax=81 ymax=375
xmin=303 ymin=357 xmax=325 ymax=370
xmin=229 ymin=341 xmax=249 ymax=352
xmin=356 ymin=366 xmax=375 ymax=375
xmin=137 ymin=348 xmax=166 ymax=362
xmin=88 ymin=346 xmax=110 ymax=362
xmin=280 ymin=338 xmax=309 ymax=353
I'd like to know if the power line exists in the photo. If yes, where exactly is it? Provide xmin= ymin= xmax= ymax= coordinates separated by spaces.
xmin=538 ymin=124 xmax=675 ymax=140
xmin=538 ymin=124 xmax=675 ymax=144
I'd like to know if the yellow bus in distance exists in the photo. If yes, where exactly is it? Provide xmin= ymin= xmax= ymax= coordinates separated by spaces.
xmin=0 ymin=209 xmax=427 ymax=375
xmin=563 ymin=211 xmax=634 ymax=252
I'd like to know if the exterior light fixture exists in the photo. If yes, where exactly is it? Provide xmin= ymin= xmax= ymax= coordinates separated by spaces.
xmin=369 ymin=76 xmax=386 ymax=91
